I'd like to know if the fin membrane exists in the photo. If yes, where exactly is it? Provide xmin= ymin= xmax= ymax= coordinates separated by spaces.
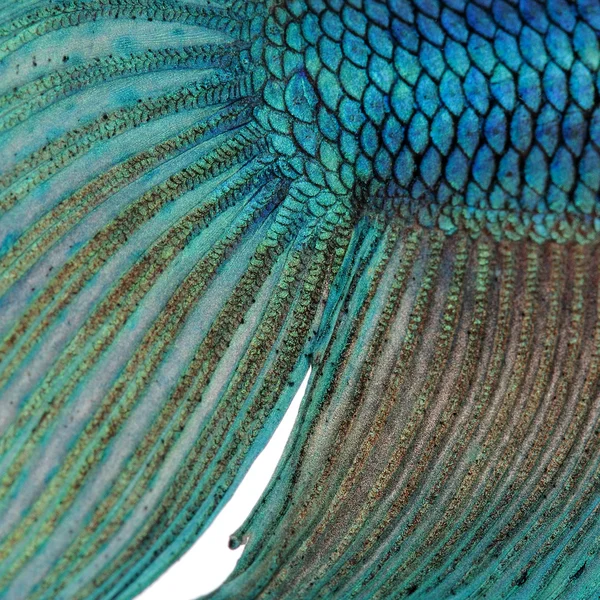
xmin=212 ymin=222 xmax=600 ymax=600
xmin=0 ymin=2 xmax=352 ymax=599
xmin=3 ymin=1 xmax=600 ymax=600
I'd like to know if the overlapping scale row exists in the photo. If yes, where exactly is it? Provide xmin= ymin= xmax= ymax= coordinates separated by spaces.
xmin=258 ymin=0 xmax=600 ymax=242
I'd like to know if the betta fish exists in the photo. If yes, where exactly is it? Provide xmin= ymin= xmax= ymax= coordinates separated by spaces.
xmin=0 ymin=0 xmax=599 ymax=598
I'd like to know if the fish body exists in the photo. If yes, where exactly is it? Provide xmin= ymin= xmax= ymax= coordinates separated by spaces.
xmin=258 ymin=0 xmax=600 ymax=241
xmin=0 ymin=1 xmax=599 ymax=599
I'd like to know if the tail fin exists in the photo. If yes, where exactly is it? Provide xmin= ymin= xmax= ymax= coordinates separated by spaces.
xmin=0 ymin=2 xmax=353 ymax=598
xmin=211 ymin=222 xmax=600 ymax=600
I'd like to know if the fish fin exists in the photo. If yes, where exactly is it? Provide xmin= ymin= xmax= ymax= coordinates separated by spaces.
xmin=211 ymin=223 xmax=600 ymax=600
xmin=0 ymin=2 xmax=353 ymax=599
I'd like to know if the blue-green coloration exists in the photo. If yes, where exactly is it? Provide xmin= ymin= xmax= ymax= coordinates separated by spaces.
xmin=0 ymin=1 xmax=599 ymax=599
xmin=258 ymin=0 xmax=600 ymax=241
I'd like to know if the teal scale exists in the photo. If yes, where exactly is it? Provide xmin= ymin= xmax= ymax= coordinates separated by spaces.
xmin=254 ymin=0 xmax=600 ymax=241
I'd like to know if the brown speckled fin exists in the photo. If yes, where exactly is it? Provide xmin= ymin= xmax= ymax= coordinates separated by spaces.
xmin=210 ymin=223 xmax=600 ymax=600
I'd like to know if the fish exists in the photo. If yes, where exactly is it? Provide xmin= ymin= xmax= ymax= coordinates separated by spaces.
xmin=0 ymin=0 xmax=599 ymax=598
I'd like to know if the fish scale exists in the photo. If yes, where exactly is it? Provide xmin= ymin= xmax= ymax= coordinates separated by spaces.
xmin=257 ymin=0 xmax=600 ymax=241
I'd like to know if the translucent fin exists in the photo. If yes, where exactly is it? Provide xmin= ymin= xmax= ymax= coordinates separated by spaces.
xmin=212 ymin=222 xmax=600 ymax=600
xmin=0 ymin=2 xmax=352 ymax=598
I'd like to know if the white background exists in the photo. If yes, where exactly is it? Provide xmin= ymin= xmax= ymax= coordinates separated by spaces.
xmin=135 ymin=371 xmax=309 ymax=600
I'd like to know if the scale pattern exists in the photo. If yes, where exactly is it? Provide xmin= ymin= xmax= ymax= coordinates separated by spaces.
xmin=259 ymin=0 xmax=600 ymax=241
xmin=0 ymin=1 xmax=599 ymax=600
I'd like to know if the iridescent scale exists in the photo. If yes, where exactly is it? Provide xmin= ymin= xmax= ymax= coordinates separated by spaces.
xmin=258 ymin=0 xmax=600 ymax=241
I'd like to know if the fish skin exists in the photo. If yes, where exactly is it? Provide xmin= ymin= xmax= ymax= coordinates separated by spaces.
xmin=257 ymin=0 xmax=600 ymax=242
xmin=0 ymin=1 xmax=599 ymax=600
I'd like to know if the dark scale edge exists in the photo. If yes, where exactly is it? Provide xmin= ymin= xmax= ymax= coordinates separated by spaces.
xmin=254 ymin=0 xmax=600 ymax=244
